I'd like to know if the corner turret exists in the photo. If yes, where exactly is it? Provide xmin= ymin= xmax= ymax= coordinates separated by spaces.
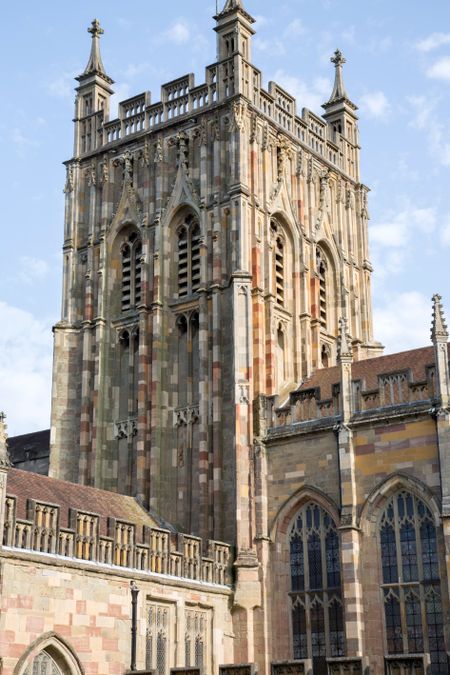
xmin=74 ymin=20 xmax=114 ymax=156
xmin=431 ymin=294 xmax=450 ymax=409
xmin=214 ymin=0 xmax=255 ymax=70
xmin=322 ymin=50 xmax=360 ymax=180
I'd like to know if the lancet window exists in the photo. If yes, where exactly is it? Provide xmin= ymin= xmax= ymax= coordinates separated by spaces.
xmin=289 ymin=503 xmax=344 ymax=674
xmin=185 ymin=607 xmax=208 ymax=669
xmin=271 ymin=219 xmax=285 ymax=307
xmin=146 ymin=603 xmax=171 ymax=675
xmin=379 ymin=491 xmax=447 ymax=673
xmin=177 ymin=215 xmax=201 ymax=297
xmin=121 ymin=232 xmax=142 ymax=312
xmin=316 ymin=248 xmax=327 ymax=328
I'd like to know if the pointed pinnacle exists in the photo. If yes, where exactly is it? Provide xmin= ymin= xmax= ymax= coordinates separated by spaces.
xmin=338 ymin=317 xmax=352 ymax=360
xmin=328 ymin=48 xmax=349 ymax=103
xmin=0 ymin=412 xmax=12 ymax=469
xmin=431 ymin=294 xmax=449 ymax=342
xmin=221 ymin=0 xmax=244 ymax=12
xmin=83 ymin=19 xmax=107 ymax=77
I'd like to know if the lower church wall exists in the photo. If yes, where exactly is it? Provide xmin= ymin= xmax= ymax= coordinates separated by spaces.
xmin=0 ymin=551 xmax=233 ymax=675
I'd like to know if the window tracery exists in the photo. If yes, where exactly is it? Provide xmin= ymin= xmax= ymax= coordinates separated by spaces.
xmin=289 ymin=503 xmax=344 ymax=674
xmin=121 ymin=232 xmax=142 ymax=312
xmin=379 ymin=491 xmax=447 ymax=673
xmin=146 ymin=603 xmax=170 ymax=675
xmin=23 ymin=651 xmax=63 ymax=675
xmin=185 ymin=607 xmax=208 ymax=669
xmin=177 ymin=215 xmax=201 ymax=297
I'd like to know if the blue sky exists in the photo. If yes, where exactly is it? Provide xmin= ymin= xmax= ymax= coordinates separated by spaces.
xmin=1 ymin=0 xmax=450 ymax=435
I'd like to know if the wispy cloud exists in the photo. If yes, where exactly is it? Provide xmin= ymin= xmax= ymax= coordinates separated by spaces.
xmin=426 ymin=56 xmax=450 ymax=81
xmin=18 ymin=257 xmax=49 ymax=284
xmin=359 ymin=91 xmax=391 ymax=121
xmin=271 ymin=69 xmax=331 ymax=113
xmin=163 ymin=19 xmax=191 ymax=45
xmin=374 ymin=291 xmax=431 ymax=353
xmin=408 ymin=95 xmax=450 ymax=166
xmin=285 ymin=18 xmax=305 ymax=37
xmin=416 ymin=32 xmax=450 ymax=52
xmin=11 ymin=128 xmax=39 ymax=157
xmin=46 ymin=72 xmax=74 ymax=100
xmin=0 ymin=301 xmax=53 ymax=436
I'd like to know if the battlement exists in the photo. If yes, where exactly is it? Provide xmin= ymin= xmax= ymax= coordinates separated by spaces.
xmin=77 ymin=60 xmax=354 ymax=178
xmin=1 ymin=469 xmax=231 ymax=587
xmin=267 ymin=345 xmax=448 ymax=433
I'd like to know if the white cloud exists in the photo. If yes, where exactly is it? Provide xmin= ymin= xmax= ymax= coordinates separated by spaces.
xmin=417 ymin=32 xmax=450 ymax=52
xmin=18 ymin=257 xmax=49 ymax=284
xmin=254 ymin=38 xmax=286 ymax=56
xmin=47 ymin=72 xmax=74 ymax=100
xmin=370 ymin=207 xmax=437 ymax=277
xmin=285 ymin=19 xmax=305 ymax=38
xmin=0 ymin=301 xmax=53 ymax=436
xmin=374 ymin=291 xmax=431 ymax=353
xmin=426 ymin=57 xmax=450 ymax=81
xmin=164 ymin=19 xmax=190 ymax=45
xmin=271 ymin=70 xmax=331 ymax=114
xmin=359 ymin=91 xmax=391 ymax=121
xmin=11 ymin=128 xmax=39 ymax=157
xmin=441 ymin=217 xmax=450 ymax=246
xmin=408 ymin=95 xmax=450 ymax=166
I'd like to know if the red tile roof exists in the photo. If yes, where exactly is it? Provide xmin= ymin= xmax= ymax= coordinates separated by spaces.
xmin=6 ymin=468 xmax=163 ymax=536
xmin=297 ymin=344 xmax=449 ymax=401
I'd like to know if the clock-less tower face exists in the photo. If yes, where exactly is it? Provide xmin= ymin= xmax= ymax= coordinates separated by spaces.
xmin=49 ymin=4 xmax=381 ymax=545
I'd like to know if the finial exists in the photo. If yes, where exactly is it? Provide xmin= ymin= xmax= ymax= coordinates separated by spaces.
xmin=0 ymin=412 xmax=12 ymax=469
xmin=80 ymin=18 xmax=110 ymax=81
xmin=431 ymin=294 xmax=449 ymax=342
xmin=338 ymin=317 xmax=352 ymax=360
xmin=327 ymin=48 xmax=349 ymax=104
xmin=220 ymin=0 xmax=244 ymax=12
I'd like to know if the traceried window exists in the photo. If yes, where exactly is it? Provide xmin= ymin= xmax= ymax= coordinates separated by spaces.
xmin=121 ymin=232 xmax=142 ymax=312
xmin=146 ymin=603 xmax=171 ymax=675
xmin=290 ymin=503 xmax=344 ymax=675
xmin=380 ymin=491 xmax=447 ymax=674
xmin=24 ymin=651 xmax=63 ymax=675
xmin=316 ymin=248 xmax=327 ymax=328
xmin=177 ymin=215 xmax=201 ymax=297
xmin=185 ymin=607 xmax=208 ymax=669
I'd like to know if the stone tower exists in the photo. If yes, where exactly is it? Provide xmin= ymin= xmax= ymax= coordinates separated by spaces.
xmin=50 ymin=2 xmax=382 ymax=546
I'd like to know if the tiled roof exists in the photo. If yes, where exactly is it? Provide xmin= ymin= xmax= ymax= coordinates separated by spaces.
xmin=296 ymin=344 xmax=450 ymax=401
xmin=6 ymin=468 xmax=165 ymax=535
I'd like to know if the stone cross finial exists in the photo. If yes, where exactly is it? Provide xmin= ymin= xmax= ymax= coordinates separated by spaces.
xmin=431 ymin=294 xmax=449 ymax=342
xmin=0 ymin=412 xmax=12 ymax=470
xmin=331 ymin=49 xmax=346 ymax=68
xmin=327 ymin=48 xmax=349 ymax=103
xmin=338 ymin=317 xmax=352 ymax=360
xmin=88 ymin=18 xmax=104 ymax=39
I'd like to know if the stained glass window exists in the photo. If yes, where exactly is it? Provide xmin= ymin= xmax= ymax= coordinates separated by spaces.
xmin=379 ymin=491 xmax=447 ymax=674
xmin=289 ymin=502 xmax=344 ymax=672
xmin=185 ymin=607 xmax=208 ymax=669
xmin=146 ymin=603 xmax=170 ymax=675
xmin=23 ymin=651 xmax=62 ymax=675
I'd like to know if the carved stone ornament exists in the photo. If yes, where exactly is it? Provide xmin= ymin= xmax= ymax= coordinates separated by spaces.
xmin=230 ymin=100 xmax=247 ymax=132
xmin=277 ymin=134 xmax=292 ymax=182
xmin=154 ymin=137 xmax=163 ymax=163
xmin=212 ymin=112 xmax=221 ymax=141
xmin=101 ymin=159 xmax=109 ymax=184
xmin=174 ymin=405 xmax=199 ymax=427
xmin=199 ymin=117 xmax=208 ymax=146
xmin=86 ymin=161 xmax=96 ymax=187
xmin=307 ymin=156 xmax=314 ymax=184
xmin=261 ymin=121 xmax=269 ymax=151
xmin=114 ymin=150 xmax=134 ymax=187
xmin=176 ymin=131 xmax=189 ymax=170
xmin=63 ymin=164 xmax=74 ymax=193
xmin=250 ymin=112 xmax=259 ymax=144
xmin=139 ymin=137 xmax=150 ymax=167
xmin=236 ymin=383 xmax=250 ymax=405
xmin=315 ymin=169 xmax=331 ymax=230
xmin=0 ymin=412 xmax=12 ymax=469
xmin=346 ymin=185 xmax=355 ymax=210
xmin=114 ymin=417 xmax=137 ymax=440
xmin=296 ymin=148 xmax=305 ymax=177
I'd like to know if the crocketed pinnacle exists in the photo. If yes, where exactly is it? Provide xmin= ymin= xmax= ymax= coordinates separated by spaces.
xmin=327 ymin=49 xmax=349 ymax=104
xmin=81 ymin=19 xmax=110 ymax=80
xmin=0 ymin=411 xmax=12 ymax=469
xmin=431 ymin=294 xmax=449 ymax=342
xmin=220 ymin=0 xmax=244 ymax=12
xmin=338 ymin=317 xmax=352 ymax=360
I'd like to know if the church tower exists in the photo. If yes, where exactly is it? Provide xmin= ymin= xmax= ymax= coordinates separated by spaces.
xmin=50 ymin=2 xmax=382 ymax=549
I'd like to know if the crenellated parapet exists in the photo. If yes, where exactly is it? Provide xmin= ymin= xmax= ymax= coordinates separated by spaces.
xmin=2 ymin=476 xmax=231 ymax=587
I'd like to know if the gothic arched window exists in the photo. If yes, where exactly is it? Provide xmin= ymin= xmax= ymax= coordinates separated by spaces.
xmin=177 ymin=215 xmax=201 ymax=297
xmin=23 ymin=651 xmax=63 ymax=675
xmin=379 ymin=491 xmax=447 ymax=673
xmin=316 ymin=248 xmax=327 ymax=328
xmin=289 ymin=503 xmax=344 ymax=674
xmin=121 ymin=232 xmax=142 ymax=312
